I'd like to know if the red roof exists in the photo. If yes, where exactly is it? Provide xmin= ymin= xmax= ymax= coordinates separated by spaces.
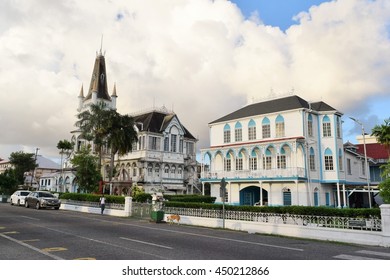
xmin=356 ymin=143 xmax=389 ymax=160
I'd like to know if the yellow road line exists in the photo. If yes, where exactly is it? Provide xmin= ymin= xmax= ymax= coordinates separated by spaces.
xmin=1 ymin=231 xmax=18 ymax=234
xmin=73 ymin=257 xmax=96 ymax=260
xmin=21 ymin=239 xmax=40 ymax=242
xmin=42 ymin=247 xmax=67 ymax=252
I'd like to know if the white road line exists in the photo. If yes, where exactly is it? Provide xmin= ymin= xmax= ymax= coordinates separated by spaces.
xmin=333 ymin=254 xmax=379 ymax=260
xmin=0 ymin=233 xmax=64 ymax=260
xmin=120 ymin=237 xmax=173 ymax=249
xmin=356 ymin=250 xmax=390 ymax=258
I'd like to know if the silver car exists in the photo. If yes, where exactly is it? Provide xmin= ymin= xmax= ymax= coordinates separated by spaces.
xmin=25 ymin=191 xmax=61 ymax=210
xmin=10 ymin=190 xmax=31 ymax=206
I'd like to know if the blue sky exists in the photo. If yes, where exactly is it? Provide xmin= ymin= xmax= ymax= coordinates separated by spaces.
xmin=231 ymin=0 xmax=330 ymax=31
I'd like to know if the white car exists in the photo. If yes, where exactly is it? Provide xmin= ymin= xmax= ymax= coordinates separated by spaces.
xmin=10 ymin=190 xmax=31 ymax=206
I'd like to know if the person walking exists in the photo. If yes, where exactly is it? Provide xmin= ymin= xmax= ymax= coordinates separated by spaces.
xmin=99 ymin=194 xmax=106 ymax=215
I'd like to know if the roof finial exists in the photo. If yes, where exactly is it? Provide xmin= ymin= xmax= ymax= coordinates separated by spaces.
xmin=100 ymin=34 xmax=103 ymax=56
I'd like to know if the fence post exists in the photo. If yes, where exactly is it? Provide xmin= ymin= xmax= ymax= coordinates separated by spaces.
xmin=380 ymin=204 xmax=390 ymax=247
xmin=124 ymin=196 xmax=132 ymax=217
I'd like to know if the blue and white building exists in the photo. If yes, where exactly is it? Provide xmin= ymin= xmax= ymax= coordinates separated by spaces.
xmin=200 ymin=95 xmax=371 ymax=207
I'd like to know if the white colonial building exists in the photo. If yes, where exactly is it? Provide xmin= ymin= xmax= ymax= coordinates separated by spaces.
xmin=200 ymin=95 xmax=371 ymax=208
xmin=69 ymin=50 xmax=198 ymax=195
xmin=108 ymin=107 xmax=198 ymax=195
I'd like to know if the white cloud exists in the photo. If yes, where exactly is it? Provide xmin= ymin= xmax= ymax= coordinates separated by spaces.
xmin=0 ymin=0 xmax=389 ymax=160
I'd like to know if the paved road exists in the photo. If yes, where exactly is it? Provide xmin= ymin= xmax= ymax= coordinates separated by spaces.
xmin=1 ymin=203 xmax=390 ymax=260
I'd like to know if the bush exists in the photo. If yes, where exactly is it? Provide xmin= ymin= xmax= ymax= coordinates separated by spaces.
xmin=133 ymin=193 xmax=152 ymax=203
xmin=163 ymin=202 xmax=381 ymax=218
xmin=59 ymin=193 xmax=125 ymax=204
xmin=164 ymin=195 xmax=216 ymax=203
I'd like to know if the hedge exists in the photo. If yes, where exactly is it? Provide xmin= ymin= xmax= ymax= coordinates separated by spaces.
xmin=59 ymin=193 xmax=125 ymax=204
xmin=164 ymin=195 xmax=216 ymax=203
xmin=163 ymin=202 xmax=381 ymax=218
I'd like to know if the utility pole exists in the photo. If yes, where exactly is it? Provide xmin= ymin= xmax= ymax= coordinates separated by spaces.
xmin=30 ymin=148 xmax=39 ymax=189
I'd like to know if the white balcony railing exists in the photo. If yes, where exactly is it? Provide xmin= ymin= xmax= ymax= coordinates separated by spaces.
xmin=201 ymin=167 xmax=305 ymax=180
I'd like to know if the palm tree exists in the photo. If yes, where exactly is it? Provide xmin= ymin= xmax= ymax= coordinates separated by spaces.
xmin=57 ymin=139 xmax=74 ymax=191
xmin=106 ymin=112 xmax=138 ymax=182
xmin=75 ymin=101 xmax=112 ymax=171
xmin=371 ymin=118 xmax=390 ymax=158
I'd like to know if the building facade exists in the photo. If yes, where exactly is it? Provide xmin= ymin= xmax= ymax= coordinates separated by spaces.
xmin=71 ymin=51 xmax=198 ymax=195
xmin=200 ymin=95 xmax=370 ymax=208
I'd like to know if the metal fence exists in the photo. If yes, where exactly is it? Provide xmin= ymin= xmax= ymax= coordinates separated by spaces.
xmin=131 ymin=202 xmax=153 ymax=219
xmin=163 ymin=207 xmax=382 ymax=231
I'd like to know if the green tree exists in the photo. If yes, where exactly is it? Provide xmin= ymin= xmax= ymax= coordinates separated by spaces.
xmin=75 ymin=101 xmax=112 ymax=171
xmin=9 ymin=151 xmax=37 ymax=185
xmin=70 ymin=146 xmax=101 ymax=193
xmin=371 ymin=118 xmax=390 ymax=157
xmin=0 ymin=169 xmax=18 ymax=194
xmin=378 ymin=178 xmax=390 ymax=204
xmin=106 ymin=112 xmax=138 ymax=181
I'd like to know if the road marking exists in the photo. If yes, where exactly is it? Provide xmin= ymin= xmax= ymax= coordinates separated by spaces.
xmin=120 ymin=237 xmax=173 ymax=249
xmin=42 ymin=247 xmax=67 ymax=252
xmin=356 ymin=250 xmax=390 ymax=258
xmin=333 ymin=254 xmax=379 ymax=260
xmin=0 ymin=227 xmax=5 ymax=230
xmin=21 ymin=239 xmax=40 ymax=242
xmin=74 ymin=257 xmax=96 ymax=260
xmin=1 ymin=231 xmax=18 ymax=234
xmin=0 ymin=233 xmax=64 ymax=260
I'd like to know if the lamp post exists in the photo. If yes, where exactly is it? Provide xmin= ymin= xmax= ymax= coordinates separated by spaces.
xmin=350 ymin=117 xmax=371 ymax=208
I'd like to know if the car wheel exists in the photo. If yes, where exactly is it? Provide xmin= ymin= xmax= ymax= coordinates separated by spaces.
xmin=55 ymin=207 xmax=59 ymax=210
xmin=35 ymin=202 xmax=40 ymax=210
xmin=25 ymin=201 xmax=29 ymax=208
xmin=17 ymin=200 xmax=20 ymax=206
xmin=10 ymin=199 xmax=13 ymax=206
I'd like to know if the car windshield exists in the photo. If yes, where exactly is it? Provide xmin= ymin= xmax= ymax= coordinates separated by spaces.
xmin=39 ymin=192 xmax=54 ymax=198
xmin=20 ymin=192 xmax=30 ymax=196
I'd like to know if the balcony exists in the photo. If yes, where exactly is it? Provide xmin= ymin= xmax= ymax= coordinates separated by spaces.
xmin=201 ymin=167 xmax=306 ymax=181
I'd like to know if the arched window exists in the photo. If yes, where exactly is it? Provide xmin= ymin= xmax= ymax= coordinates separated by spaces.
xmin=336 ymin=116 xmax=341 ymax=138
xmin=309 ymin=147 xmax=316 ymax=171
xmin=250 ymin=149 xmax=258 ymax=170
xmin=262 ymin=117 xmax=270 ymax=139
xmin=277 ymin=147 xmax=286 ymax=169
xmin=236 ymin=151 xmax=243 ymax=171
xmin=275 ymin=115 xmax=285 ymax=138
xmin=223 ymin=124 xmax=231 ymax=143
xmin=155 ymin=164 xmax=160 ymax=177
xmin=308 ymin=114 xmax=313 ymax=137
xmin=248 ymin=119 xmax=257 ymax=140
xmin=263 ymin=148 xmax=272 ymax=170
xmin=224 ymin=153 xmax=231 ymax=171
xmin=235 ymin=122 xmax=242 ymax=142
xmin=324 ymin=148 xmax=333 ymax=170
xmin=322 ymin=116 xmax=332 ymax=137
xmin=313 ymin=187 xmax=319 ymax=206
xmin=283 ymin=188 xmax=292 ymax=206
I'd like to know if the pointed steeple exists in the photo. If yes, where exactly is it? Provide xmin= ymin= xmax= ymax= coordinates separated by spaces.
xmin=79 ymin=84 xmax=84 ymax=98
xmin=84 ymin=53 xmax=111 ymax=102
xmin=112 ymin=83 xmax=117 ymax=97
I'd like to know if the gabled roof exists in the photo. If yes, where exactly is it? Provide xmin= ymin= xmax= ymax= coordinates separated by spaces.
xmin=210 ymin=95 xmax=340 ymax=124
xmin=84 ymin=53 xmax=111 ymax=101
xmin=133 ymin=110 xmax=196 ymax=140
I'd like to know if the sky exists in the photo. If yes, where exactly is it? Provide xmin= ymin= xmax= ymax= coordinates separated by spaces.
xmin=0 ymin=0 xmax=390 ymax=162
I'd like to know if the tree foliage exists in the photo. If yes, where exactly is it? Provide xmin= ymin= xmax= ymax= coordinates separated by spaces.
xmin=70 ymin=146 xmax=101 ymax=193
xmin=0 ymin=169 xmax=18 ymax=194
xmin=75 ymin=101 xmax=138 ymax=181
xmin=371 ymin=118 xmax=390 ymax=157
xmin=9 ymin=151 xmax=37 ymax=185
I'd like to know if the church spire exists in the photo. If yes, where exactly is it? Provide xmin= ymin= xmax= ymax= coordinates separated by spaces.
xmin=84 ymin=52 xmax=111 ymax=102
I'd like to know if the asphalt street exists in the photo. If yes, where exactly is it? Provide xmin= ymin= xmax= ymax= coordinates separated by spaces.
xmin=1 ymin=203 xmax=390 ymax=260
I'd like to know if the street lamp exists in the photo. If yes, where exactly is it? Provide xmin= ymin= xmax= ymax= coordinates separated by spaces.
xmin=350 ymin=117 xmax=371 ymax=208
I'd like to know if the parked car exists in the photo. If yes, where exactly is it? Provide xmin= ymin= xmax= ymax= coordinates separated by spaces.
xmin=10 ymin=190 xmax=31 ymax=206
xmin=25 ymin=191 xmax=61 ymax=210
